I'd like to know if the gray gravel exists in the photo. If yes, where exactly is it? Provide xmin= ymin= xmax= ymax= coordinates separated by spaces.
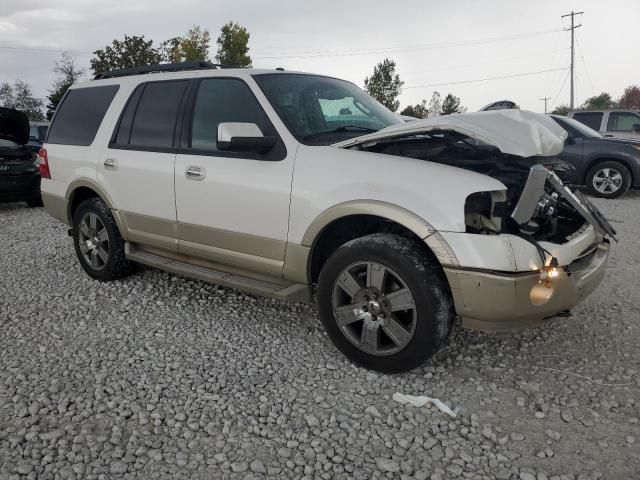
xmin=1 ymin=194 xmax=639 ymax=479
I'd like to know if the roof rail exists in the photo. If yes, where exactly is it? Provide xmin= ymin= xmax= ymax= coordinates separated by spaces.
xmin=93 ymin=61 xmax=234 ymax=80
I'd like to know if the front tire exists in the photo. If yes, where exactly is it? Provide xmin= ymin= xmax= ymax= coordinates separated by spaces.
xmin=586 ymin=161 xmax=631 ymax=199
xmin=317 ymin=233 xmax=454 ymax=373
xmin=72 ymin=197 xmax=134 ymax=281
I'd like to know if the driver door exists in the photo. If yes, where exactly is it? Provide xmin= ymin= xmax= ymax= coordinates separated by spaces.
xmin=174 ymin=77 xmax=295 ymax=277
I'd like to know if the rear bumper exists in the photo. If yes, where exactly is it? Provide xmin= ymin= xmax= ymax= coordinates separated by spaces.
xmin=444 ymin=241 xmax=610 ymax=331
xmin=0 ymin=173 xmax=40 ymax=202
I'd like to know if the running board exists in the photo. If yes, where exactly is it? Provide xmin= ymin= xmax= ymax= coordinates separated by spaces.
xmin=125 ymin=243 xmax=312 ymax=303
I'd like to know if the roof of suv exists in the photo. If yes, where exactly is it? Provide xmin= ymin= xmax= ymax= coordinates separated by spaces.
xmin=570 ymin=109 xmax=640 ymax=114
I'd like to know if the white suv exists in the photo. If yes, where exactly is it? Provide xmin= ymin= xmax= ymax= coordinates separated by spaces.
xmin=40 ymin=61 xmax=615 ymax=372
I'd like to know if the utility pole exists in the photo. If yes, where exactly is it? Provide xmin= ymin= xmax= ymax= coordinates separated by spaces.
xmin=539 ymin=97 xmax=551 ymax=114
xmin=562 ymin=10 xmax=583 ymax=109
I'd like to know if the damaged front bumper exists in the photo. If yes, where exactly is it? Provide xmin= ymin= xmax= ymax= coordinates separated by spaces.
xmin=443 ymin=240 xmax=610 ymax=331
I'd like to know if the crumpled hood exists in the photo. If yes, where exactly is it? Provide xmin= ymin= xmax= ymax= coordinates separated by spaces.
xmin=333 ymin=109 xmax=568 ymax=158
xmin=0 ymin=107 xmax=29 ymax=145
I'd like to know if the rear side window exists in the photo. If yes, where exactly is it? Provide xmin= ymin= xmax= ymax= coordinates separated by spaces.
xmin=607 ymin=112 xmax=640 ymax=131
xmin=572 ymin=112 xmax=603 ymax=131
xmin=112 ymin=80 xmax=188 ymax=150
xmin=47 ymin=85 xmax=119 ymax=146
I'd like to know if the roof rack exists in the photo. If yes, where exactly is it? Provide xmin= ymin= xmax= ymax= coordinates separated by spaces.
xmin=93 ymin=61 xmax=233 ymax=80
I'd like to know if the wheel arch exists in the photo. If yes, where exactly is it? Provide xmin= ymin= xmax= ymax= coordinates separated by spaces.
xmin=65 ymin=179 xmax=127 ymax=238
xmin=293 ymin=200 xmax=459 ymax=285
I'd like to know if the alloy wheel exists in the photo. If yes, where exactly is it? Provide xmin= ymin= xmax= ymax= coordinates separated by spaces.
xmin=592 ymin=167 xmax=623 ymax=195
xmin=331 ymin=261 xmax=417 ymax=356
xmin=78 ymin=212 xmax=110 ymax=270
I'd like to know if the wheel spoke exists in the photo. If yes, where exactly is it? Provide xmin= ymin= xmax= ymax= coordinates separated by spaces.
xmin=79 ymin=220 xmax=91 ymax=238
xmin=366 ymin=262 xmax=386 ymax=291
xmin=360 ymin=322 xmax=379 ymax=351
xmin=96 ymin=228 xmax=109 ymax=244
xmin=382 ymin=316 xmax=412 ymax=347
xmin=336 ymin=270 xmax=362 ymax=299
xmin=88 ymin=213 xmax=98 ymax=230
xmin=334 ymin=304 xmax=366 ymax=326
xmin=96 ymin=246 xmax=109 ymax=264
xmin=89 ymin=250 xmax=100 ymax=268
xmin=79 ymin=241 xmax=90 ymax=255
xmin=385 ymin=288 xmax=415 ymax=312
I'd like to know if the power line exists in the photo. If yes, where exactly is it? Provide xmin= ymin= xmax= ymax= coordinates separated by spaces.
xmin=0 ymin=45 xmax=93 ymax=56
xmin=550 ymin=69 xmax=570 ymax=110
xmin=252 ymin=29 xmax=562 ymax=59
xmin=404 ymin=67 xmax=568 ymax=89
xmin=575 ymin=34 xmax=595 ymax=97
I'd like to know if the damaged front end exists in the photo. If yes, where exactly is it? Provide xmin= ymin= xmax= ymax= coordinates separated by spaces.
xmin=335 ymin=110 xmax=615 ymax=330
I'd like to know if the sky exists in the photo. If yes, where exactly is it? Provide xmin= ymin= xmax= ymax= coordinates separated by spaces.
xmin=1 ymin=0 xmax=638 ymax=114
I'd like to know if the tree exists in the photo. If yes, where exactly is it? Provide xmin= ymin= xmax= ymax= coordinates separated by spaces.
xmin=400 ymin=100 xmax=428 ymax=119
xmin=364 ymin=59 xmax=404 ymax=112
xmin=0 ymin=80 xmax=45 ymax=121
xmin=46 ymin=52 xmax=85 ymax=120
xmin=551 ymin=104 xmax=570 ymax=116
xmin=216 ymin=22 xmax=251 ymax=67
xmin=161 ymin=25 xmax=211 ymax=63
xmin=90 ymin=35 xmax=162 ymax=75
xmin=440 ymin=93 xmax=465 ymax=115
xmin=580 ymin=92 xmax=617 ymax=110
xmin=427 ymin=91 xmax=442 ymax=118
xmin=619 ymin=85 xmax=640 ymax=109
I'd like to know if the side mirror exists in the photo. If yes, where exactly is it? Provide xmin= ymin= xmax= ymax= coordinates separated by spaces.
xmin=217 ymin=122 xmax=277 ymax=153
xmin=632 ymin=123 xmax=640 ymax=132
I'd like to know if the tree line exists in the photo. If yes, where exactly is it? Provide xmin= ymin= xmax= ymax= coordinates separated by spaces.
xmin=363 ymin=58 xmax=466 ymax=117
xmin=0 ymin=22 xmax=251 ymax=121
xmin=551 ymin=86 xmax=640 ymax=115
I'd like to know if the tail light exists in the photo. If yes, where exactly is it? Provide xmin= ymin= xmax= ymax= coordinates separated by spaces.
xmin=37 ymin=148 xmax=50 ymax=179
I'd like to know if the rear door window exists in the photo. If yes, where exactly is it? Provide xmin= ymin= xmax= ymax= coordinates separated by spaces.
xmin=606 ymin=112 xmax=640 ymax=131
xmin=47 ymin=85 xmax=119 ymax=145
xmin=572 ymin=112 xmax=603 ymax=131
xmin=112 ymin=80 xmax=188 ymax=150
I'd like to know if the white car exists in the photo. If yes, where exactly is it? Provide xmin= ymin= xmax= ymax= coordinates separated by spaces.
xmin=39 ymin=62 xmax=614 ymax=372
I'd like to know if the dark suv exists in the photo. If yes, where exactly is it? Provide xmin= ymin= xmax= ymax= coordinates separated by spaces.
xmin=0 ymin=108 xmax=43 ymax=207
xmin=551 ymin=114 xmax=640 ymax=198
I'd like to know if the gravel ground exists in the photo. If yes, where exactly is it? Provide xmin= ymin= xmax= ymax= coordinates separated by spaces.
xmin=1 ymin=195 xmax=638 ymax=480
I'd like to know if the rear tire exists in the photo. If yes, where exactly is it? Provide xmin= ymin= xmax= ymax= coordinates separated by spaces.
xmin=317 ymin=233 xmax=454 ymax=373
xmin=585 ymin=161 xmax=631 ymax=199
xmin=72 ymin=197 xmax=134 ymax=281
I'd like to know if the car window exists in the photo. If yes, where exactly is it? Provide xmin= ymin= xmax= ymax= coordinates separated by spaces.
xmin=190 ymin=78 xmax=275 ymax=152
xmin=572 ymin=112 xmax=603 ymax=131
xmin=29 ymin=126 xmax=39 ymax=139
xmin=607 ymin=112 xmax=640 ymax=131
xmin=551 ymin=116 xmax=601 ymax=138
xmin=47 ymin=85 xmax=119 ymax=146
xmin=38 ymin=125 xmax=48 ymax=140
xmin=126 ymin=81 xmax=188 ymax=149
xmin=254 ymin=73 xmax=401 ymax=145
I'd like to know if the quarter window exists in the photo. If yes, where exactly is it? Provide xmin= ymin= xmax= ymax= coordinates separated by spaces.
xmin=572 ymin=112 xmax=603 ymax=131
xmin=607 ymin=112 xmax=640 ymax=131
xmin=190 ymin=78 xmax=275 ymax=152
xmin=47 ymin=85 xmax=119 ymax=146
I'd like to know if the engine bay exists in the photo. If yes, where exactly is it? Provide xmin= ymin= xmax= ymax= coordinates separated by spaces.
xmin=351 ymin=130 xmax=588 ymax=243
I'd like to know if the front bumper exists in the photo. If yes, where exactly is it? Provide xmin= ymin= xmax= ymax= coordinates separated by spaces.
xmin=444 ymin=240 xmax=610 ymax=331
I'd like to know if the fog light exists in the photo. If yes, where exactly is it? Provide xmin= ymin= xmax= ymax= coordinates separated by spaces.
xmin=530 ymin=282 xmax=555 ymax=306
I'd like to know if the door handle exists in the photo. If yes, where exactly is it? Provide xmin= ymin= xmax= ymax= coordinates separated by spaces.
xmin=185 ymin=166 xmax=205 ymax=180
xmin=103 ymin=158 xmax=118 ymax=170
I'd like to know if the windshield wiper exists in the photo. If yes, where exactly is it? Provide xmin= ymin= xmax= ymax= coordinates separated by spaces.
xmin=302 ymin=125 xmax=377 ymax=140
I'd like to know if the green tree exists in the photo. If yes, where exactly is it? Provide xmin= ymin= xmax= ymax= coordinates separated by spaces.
xmin=216 ymin=22 xmax=251 ymax=67
xmin=46 ymin=52 xmax=85 ymax=120
xmin=440 ymin=93 xmax=465 ymax=115
xmin=0 ymin=80 xmax=45 ymax=121
xmin=580 ymin=92 xmax=617 ymax=110
xmin=161 ymin=25 xmax=211 ymax=63
xmin=364 ymin=59 xmax=404 ymax=112
xmin=90 ymin=35 xmax=162 ymax=75
xmin=618 ymin=85 xmax=640 ymax=109
xmin=400 ymin=100 xmax=428 ymax=119
xmin=427 ymin=91 xmax=442 ymax=117
xmin=551 ymin=104 xmax=570 ymax=116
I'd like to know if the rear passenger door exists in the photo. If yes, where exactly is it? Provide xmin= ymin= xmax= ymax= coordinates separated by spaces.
xmin=174 ymin=77 xmax=294 ymax=277
xmin=99 ymin=80 xmax=189 ymax=251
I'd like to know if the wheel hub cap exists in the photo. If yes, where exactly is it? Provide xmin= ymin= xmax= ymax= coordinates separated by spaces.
xmin=331 ymin=261 xmax=417 ymax=356
xmin=78 ymin=212 xmax=110 ymax=270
